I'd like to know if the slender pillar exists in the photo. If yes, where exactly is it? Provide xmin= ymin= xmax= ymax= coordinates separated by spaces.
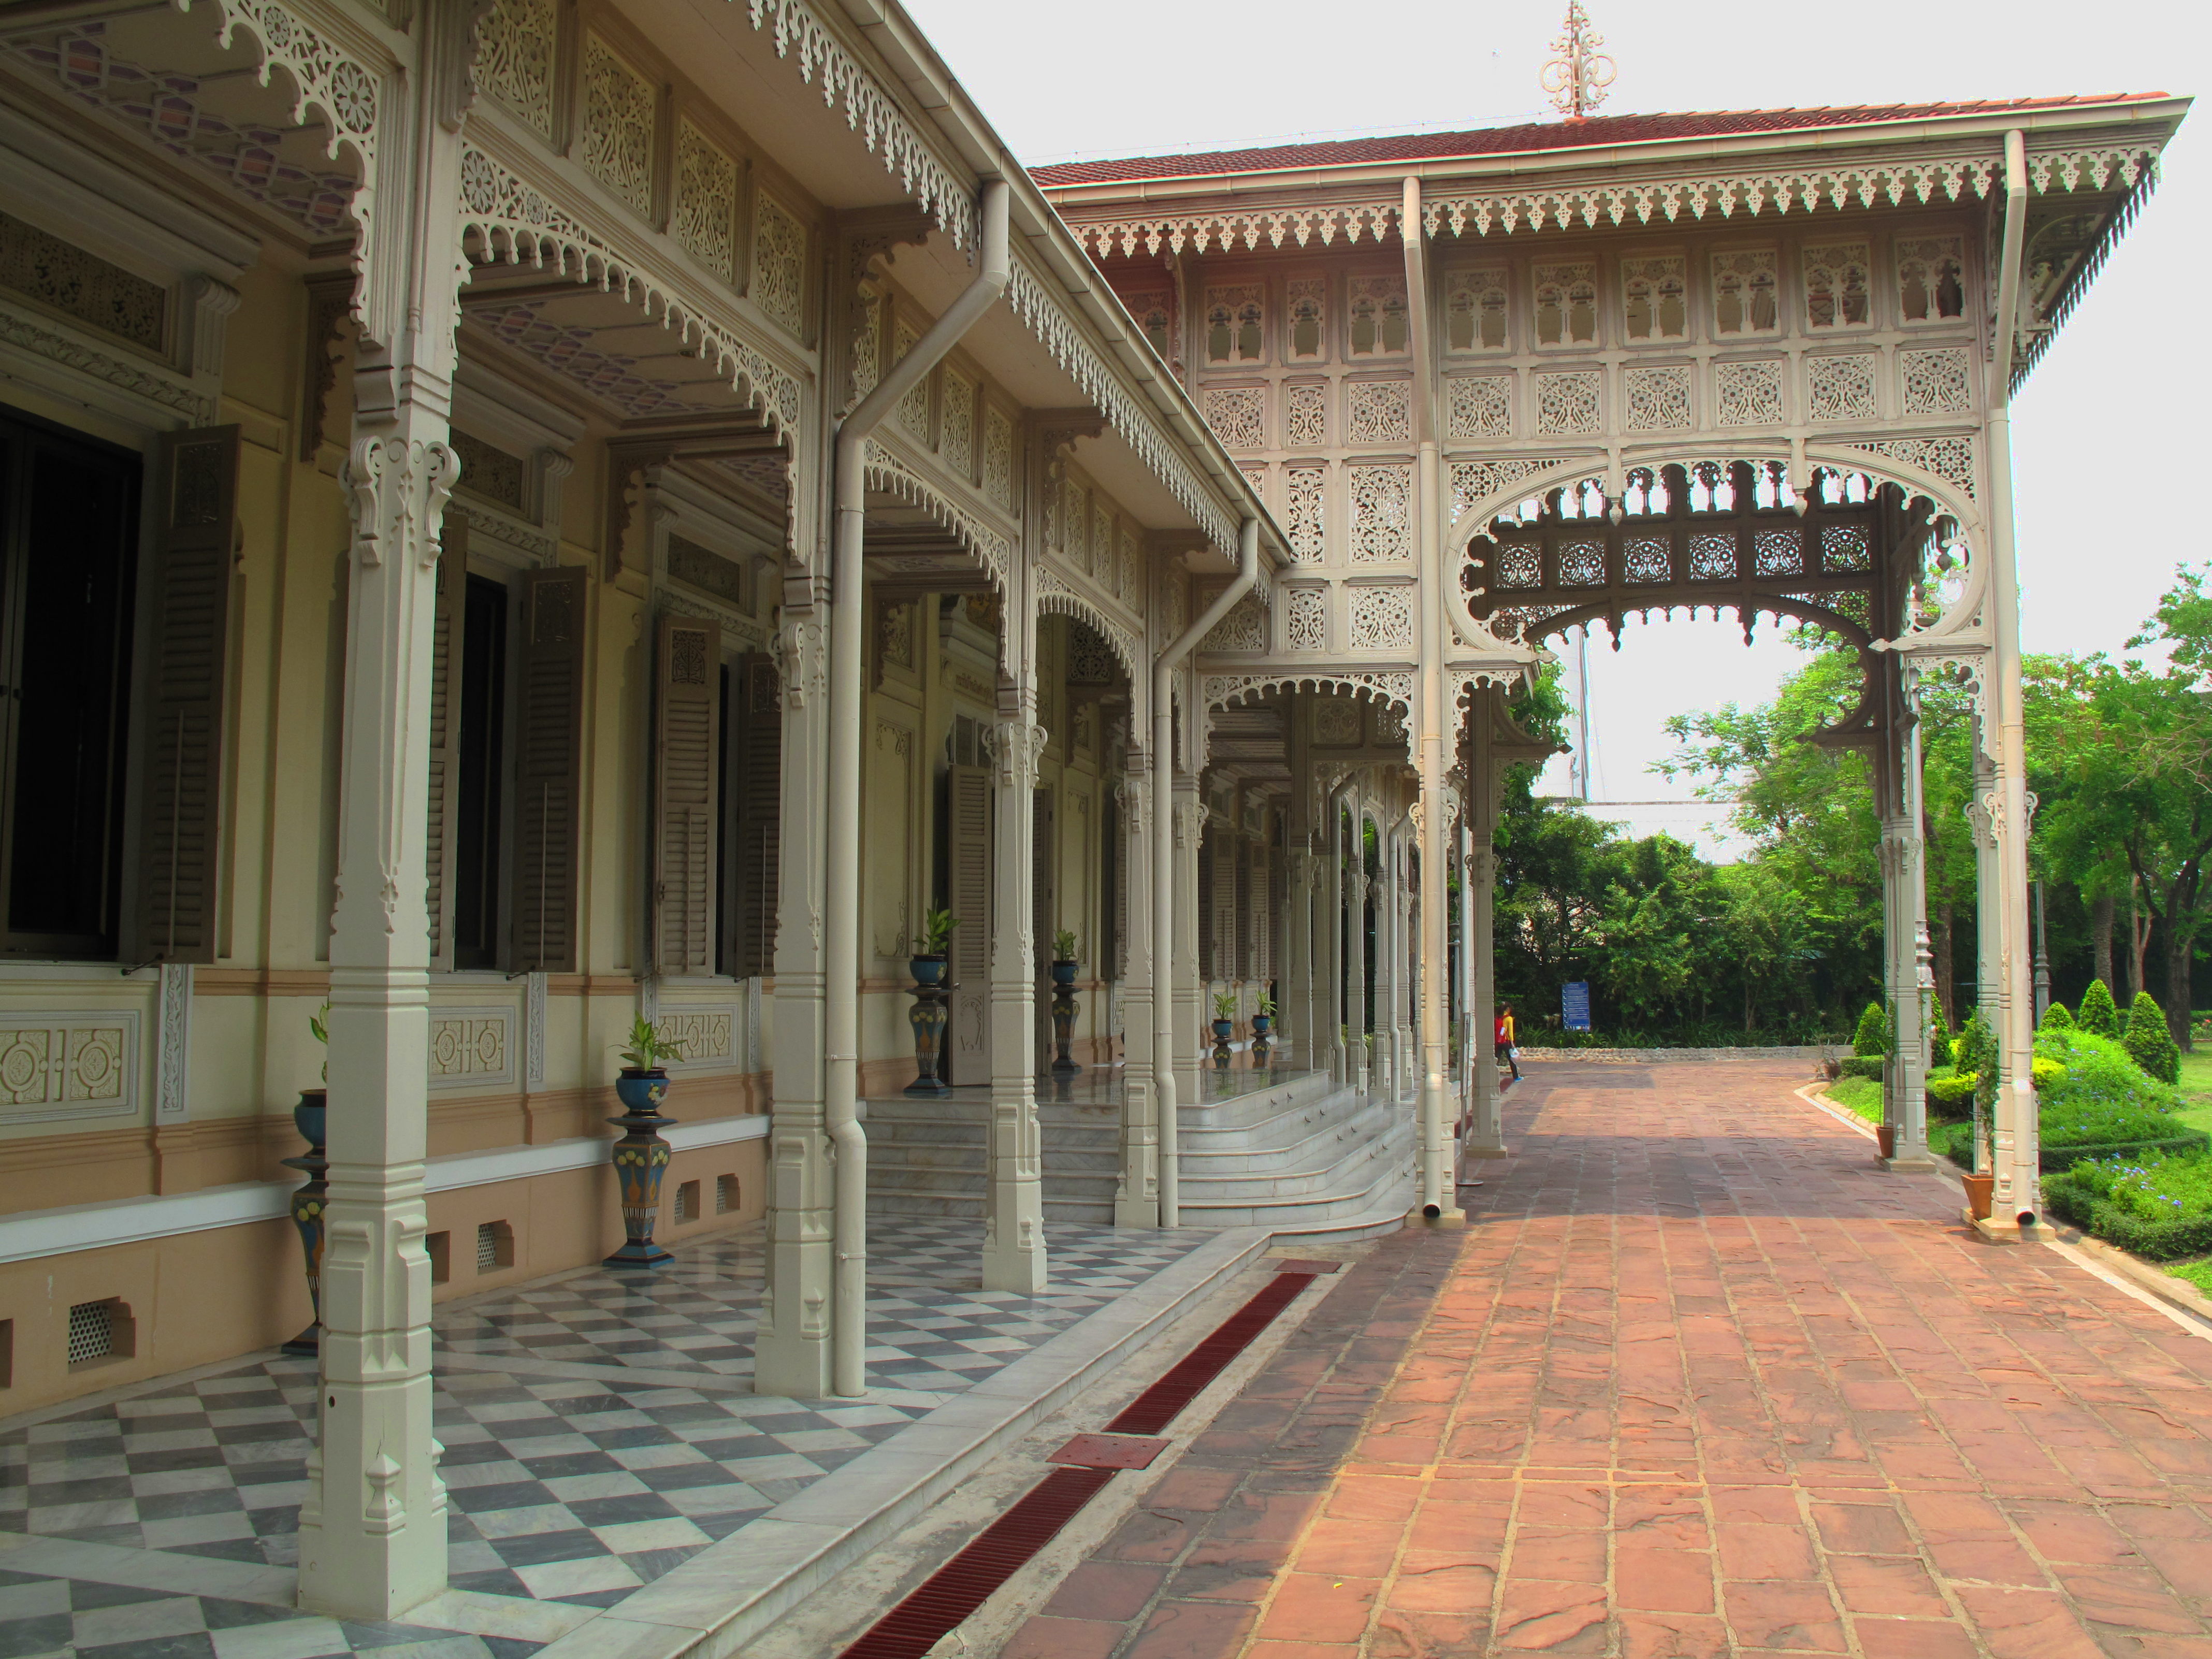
xmin=1380 ymin=827 xmax=1404 ymax=1102
xmin=755 ymin=598 xmax=834 ymax=1395
xmin=1395 ymin=826 xmax=1419 ymax=1106
xmin=1115 ymin=767 xmax=1158 ymax=1226
xmin=1466 ymin=711 xmax=1507 ymax=1157
xmin=1172 ymin=784 xmax=1205 ymax=1103
xmin=1325 ymin=791 xmax=1349 ymax=1085
xmin=1347 ymin=827 xmax=1370 ymax=1096
xmin=1454 ymin=816 xmax=1474 ymax=1139
xmin=1285 ymin=848 xmax=1316 ymax=1071
xmin=984 ymin=716 xmax=1047 ymax=1291
xmin=1881 ymin=682 xmax=1933 ymax=1165
xmin=297 ymin=28 xmax=473 ymax=1619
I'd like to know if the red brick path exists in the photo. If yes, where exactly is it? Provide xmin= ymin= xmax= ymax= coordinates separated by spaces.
xmin=1001 ymin=1060 xmax=2212 ymax=1658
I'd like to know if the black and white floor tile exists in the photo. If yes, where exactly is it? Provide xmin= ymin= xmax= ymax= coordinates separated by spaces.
xmin=0 ymin=1219 xmax=1206 ymax=1657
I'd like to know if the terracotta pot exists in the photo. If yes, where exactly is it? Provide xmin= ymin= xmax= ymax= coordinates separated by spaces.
xmin=1962 ymin=1171 xmax=1995 ymax=1221
xmin=1876 ymin=1125 xmax=1897 ymax=1160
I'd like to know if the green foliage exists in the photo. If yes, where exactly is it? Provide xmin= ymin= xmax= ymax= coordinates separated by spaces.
xmin=1852 ymin=1001 xmax=1890 ymax=1057
xmin=309 ymin=1000 xmax=329 ymax=1085
xmin=1254 ymin=991 xmax=1276 ymax=1016
xmin=2040 ymin=1002 xmax=2074 ymax=1032
xmin=1954 ymin=1007 xmax=1998 ymax=1119
xmin=1051 ymin=928 xmax=1078 ymax=962
xmin=2127 ymin=991 xmax=2182 ymax=1085
xmin=619 ymin=1016 xmax=687 ymax=1073
xmin=2077 ymin=979 xmax=2121 ymax=1039
xmin=1212 ymin=990 xmax=1238 ymax=1020
xmin=2031 ymin=1027 xmax=2179 ymax=1136
xmin=1925 ymin=1069 xmax=1978 ymax=1116
xmin=1836 ymin=1055 xmax=1885 ymax=1082
xmin=1929 ymin=997 xmax=1951 ymax=1055
xmin=1826 ymin=1074 xmax=1884 ymax=1122
xmin=2045 ymin=1151 xmax=2212 ymax=1260
xmin=912 ymin=908 xmax=960 ymax=956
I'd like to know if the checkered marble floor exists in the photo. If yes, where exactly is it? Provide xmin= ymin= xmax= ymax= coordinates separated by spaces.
xmin=0 ymin=1218 xmax=1206 ymax=1657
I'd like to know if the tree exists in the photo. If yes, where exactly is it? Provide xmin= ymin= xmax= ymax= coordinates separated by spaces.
xmin=2040 ymin=1002 xmax=2074 ymax=1032
xmin=2077 ymin=978 xmax=2121 ymax=1039
xmin=1853 ymin=1001 xmax=1889 ymax=1056
xmin=2126 ymin=991 xmax=2181 ymax=1085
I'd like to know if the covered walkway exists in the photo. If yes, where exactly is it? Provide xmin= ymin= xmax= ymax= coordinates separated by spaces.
xmin=1004 ymin=1060 xmax=2212 ymax=1659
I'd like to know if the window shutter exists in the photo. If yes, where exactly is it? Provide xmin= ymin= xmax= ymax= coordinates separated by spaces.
xmin=728 ymin=652 xmax=780 ymax=979
xmin=512 ymin=565 xmax=586 ymax=972
xmin=1031 ymin=785 xmax=1052 ymax=975
xmin=1102 ymin=793 xmax=1122 ymax=983
xmin=946 ymin=763 xmax=991 ymax=1083
xmin=654 ymin=613 xmax=720 ymax=976
xmin=1267 ymin=844 xmax=1284 ymax=990
xmin=425 ymin=526 xmax=469 ymax=972
xmin=133 ymin=426 xmax=238 ymax=965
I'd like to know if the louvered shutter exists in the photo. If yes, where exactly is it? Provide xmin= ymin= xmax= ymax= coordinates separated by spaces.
xmin=1031 ymin=786 xmax=1052 ymax=976
xmin=653 ymin=614 xmax=720 ymax=976
xmin=1215 ymin=834 xmax=1240 ymax=983
xmin=512 ymin=565 xmax=585 ymax=972
xmin=728 ymin=653 xmax=780 ymax=979
xmin=132 ymin=426 xmax=237 ymax=965
xmin=1267 ymin=844 xmax=1284 ymax=991
xmin=425 ymin=528 xmax=469 ymax=971
xmin=946 ymin=763 xmax=991 ymax=1084
xmin=1102 ymin=793 xmax=1122 ymax=983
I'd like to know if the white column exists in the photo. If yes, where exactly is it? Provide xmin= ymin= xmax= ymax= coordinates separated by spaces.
xmin=1325 ymin=794 xmax=1348 ymax=1086
xmin=298 ymin=31 xmax=471 ymax=1620
xmin=1454 ymin=816 xmax=1474 ymax=1138
xmin=1881 ymin=693 xmax=1933 ymax=1165
xmin=1396 ymin=828 xmax=1418 ymax=1106
xmin=1114 ymin=768 xmax=1158 ymax=1227
xmin=1284 ymin=847 xmax=1316 ymax=1071
xmin=1172 ymin=785 xmax=1205 ymax=1105
xmin=1347 ymin=849 xmax=1370 ymax=1097
xmin=984 ymin=716 xmax=1047 ymax=1291
xmin=755 ymin=600 xmax=834 ymax=1395
xmin=1466 ymin=711 xmax=1506 ymax=1158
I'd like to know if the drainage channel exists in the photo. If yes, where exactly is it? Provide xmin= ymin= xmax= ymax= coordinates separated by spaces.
xmin=835 ymin=1257 xmax=1343 ymax=1659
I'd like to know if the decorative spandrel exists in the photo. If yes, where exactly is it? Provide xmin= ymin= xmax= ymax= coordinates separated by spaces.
xmin=1462 ymin=460 xmax=1931 ymax=648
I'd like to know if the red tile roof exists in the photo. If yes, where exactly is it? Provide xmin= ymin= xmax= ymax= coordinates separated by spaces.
xmin=1029 ymin=96 xmax=2167 ymax=187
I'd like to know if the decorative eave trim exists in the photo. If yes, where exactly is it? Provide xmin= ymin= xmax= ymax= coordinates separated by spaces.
xmin=457 ymin=140 xmax=805 ymax=439
xmin=1060 ymin=139 xmax=2163 ymax=255
xmin=1034 ymin=564 xmax=1141 ymax=688
xmin=738 ymin=0 xmax=979 ymax=253
xmin=862 ymin=437 xmax=1011 ymax=594
xmin=1203 ymin=669 xmax=1414 ymax=715
xmin=1006 ymin=253 xmax=1239 ymax=553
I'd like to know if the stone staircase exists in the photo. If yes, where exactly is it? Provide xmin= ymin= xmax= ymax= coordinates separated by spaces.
xmin=862 ymin=1090 xmax=1120 ymax=1224
xmin=1174 ymin=1071 xmax=1416 ymax=1241
xmin=862 ymin=1070 xmax=1416 ymax=1240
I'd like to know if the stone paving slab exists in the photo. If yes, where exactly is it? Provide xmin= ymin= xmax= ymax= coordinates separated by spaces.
xmin=1000 ymin=1059 xmax=2212 ymax=1659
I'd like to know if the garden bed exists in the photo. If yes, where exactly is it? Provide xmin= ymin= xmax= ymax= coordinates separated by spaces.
xmin=1929 ymin=1121 xmax=2209 ymax=1174
xmin=2043 ymin=1152 xmax=2212 ymax=1261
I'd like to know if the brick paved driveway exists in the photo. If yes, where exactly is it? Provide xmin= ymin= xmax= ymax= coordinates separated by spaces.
xmin=1003 ymin=1060 xmax=2212 ymax=1658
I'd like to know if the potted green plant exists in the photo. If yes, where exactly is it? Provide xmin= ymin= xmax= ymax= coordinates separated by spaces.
xmin=1050 ymin=928 xmax=1079 ymax=987
xmin=1211 ymin=990 xmax=1238 ymax=1044
xmin=284 ymin=1002 xmax=335 ymax=1356
xmin=910 ymin=908 xmax=959 ymax=987
xmin=1250 ymin=990 xmax=1276 ymax=1042
xmin=607 ymin=1015 xmax=688 ymax=1269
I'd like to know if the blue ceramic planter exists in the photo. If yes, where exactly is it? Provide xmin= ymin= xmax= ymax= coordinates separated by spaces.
xmin=910 ymin=955 xmax=947 ymax=987
xmin=614 ymin=1071 xmax=670 ymax=1113
xmin=1049 ymin=960 xmax=1078 ymax=987
xmin=605 ymin=1071 xmax=676 ymax=1267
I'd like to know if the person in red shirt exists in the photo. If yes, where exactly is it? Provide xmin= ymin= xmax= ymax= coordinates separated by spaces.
xmin=1494 ymin=1005 xmax=1520 ymax=1080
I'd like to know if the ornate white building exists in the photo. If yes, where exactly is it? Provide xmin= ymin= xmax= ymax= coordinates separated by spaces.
xmin=0 ymin=0 xmax=2181 ymax=1626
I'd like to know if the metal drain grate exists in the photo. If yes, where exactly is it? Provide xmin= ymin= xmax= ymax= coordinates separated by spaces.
xmin=1104 ymin=1271 xmax=1315 ymax=1435
xmin=66 ymin=1301 xmax=112 ymax=1365
xmin=838 ymin=1465 xmax=1115 ymax=1659
xmin=835 ymin=1265 xmax=1323 ymax=1658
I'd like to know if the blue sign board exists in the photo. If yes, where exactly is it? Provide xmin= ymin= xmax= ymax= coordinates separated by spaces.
xmin=1562 ymin=981 xmax=1592 ymax=1032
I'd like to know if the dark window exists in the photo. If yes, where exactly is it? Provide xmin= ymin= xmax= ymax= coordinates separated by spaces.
xmin=0 ymin=408 xmax=137 ymax=957
xmin=452 ymin=574 xmax=507 ymax=970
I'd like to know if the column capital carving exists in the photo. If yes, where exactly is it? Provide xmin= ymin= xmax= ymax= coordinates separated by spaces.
xmin=777 ymin=615 xmax=826 ymax=711
xmin=984 ymin=718 xmax=1047 ymax=790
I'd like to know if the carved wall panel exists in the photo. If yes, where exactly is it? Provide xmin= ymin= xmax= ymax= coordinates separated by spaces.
xmin=1285 ymin=586 xmax=1327 ymax=651
xmin=1534 ymin=370 xmax=1601 ymax=435
xmin=1447 ymin=375 xmax=1512 ymax=439
xmin=1285 ymin=382 xmax=1326 ymax=447
xmin=672 ymin=121 xmax=738 ymax=283
xmin=751 ymin=194 xmax=807 ymax=335
xmin=1346 ymin=380 xmax=1412 ymax=444
xmin=427 ymin=1007 xmax=516 ymax=1093
xmin=0 ymin=1012 xmax=138 ymax=1124
xmin=1806 ymin=354 xmax=1877 ymax=422
xmin=1285 ymin=466 xmax=1325 ymax=564
xmin=1623 ymin=366 xmax=1690 ymax=431
xmin=1350 ymin=464 xmax=1412 ymax=562
xmin=1202 ymin=385 xmax=1265 ymax=449
xmin=1901 ymin=348 xmax=1973 ymax=414
xmin=478 ymin=0 xmax=559 ymax=138
xmin=982 ymin=406 xmax=1014 ymax=508
xmin=0 ymin=211 xmax=165 ymax=352
xmin=1349 ymin=585 xmax=1414 ymax=650
xmin=1202 ymin=592 xmax=1266 ymax=653
xmin=1715 ymin=359 xmax=1786 ymax=426
xmin=660 ymin=1006 xmax=738 ymax=1071
xmin=581 ymin=35 xmax=658 ymax=215
xmin=941 ymin=370 xmax=975 ymax=478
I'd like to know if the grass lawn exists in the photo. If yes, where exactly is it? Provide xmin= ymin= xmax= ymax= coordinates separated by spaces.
xmin=1824 ymin=1074 xmax=1883 ymax=1124
xmin=2176 ymin=1048 xmax=2212 ymax=1137
xmin=2168 ymin=1258 xmax=2212 ymax=1296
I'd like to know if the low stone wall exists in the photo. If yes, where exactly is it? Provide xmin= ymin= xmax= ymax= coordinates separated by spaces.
xmin=1519 ymin=1045 xmax=1836 ymax=1066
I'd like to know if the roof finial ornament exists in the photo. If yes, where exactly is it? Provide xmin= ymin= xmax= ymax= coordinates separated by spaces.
xmin=1541 ymin=2 xmax=1616 ymax=121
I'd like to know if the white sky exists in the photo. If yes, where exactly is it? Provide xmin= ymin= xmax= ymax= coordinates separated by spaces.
xmin=909 ymin=0 xmax=2210 ymax=857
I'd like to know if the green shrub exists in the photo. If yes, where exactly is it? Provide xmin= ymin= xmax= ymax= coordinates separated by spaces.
xmin=2077 ymin=978 xmax=2121 ymax=1040
xmin=2126 ymin=991 xmax=2182 ymax=1085
xmin=2045 ymin=1151 xmax=2212 ymax=1260
xmin=2032 ymin=1056 xmax=2065 ymax=1090
xmin=2040 ymin=1002 xmax=2073 ymax=1032
xmin=1955 ymin=1008 xmax=1998 ymax=1117
xmin=1926 ymin=1068 xmax=1978 ymax=1118
xmin=1837 ymin=1055 xmax=1884 ymax=1082
xmin=1930 ymin=999 xmax=1951 ymax=1055
xmin=1852 ymin=1001 xmax=1890 ymax=1058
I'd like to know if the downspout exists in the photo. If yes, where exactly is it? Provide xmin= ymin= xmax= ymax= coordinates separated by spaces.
xmin=826 ymin=179 xmax=1011 ymax=1394
xmin=1986 ymin=129 xmax=2040 ymax=1223
xmin=1153 ymin=515 xmax=1261 ymax=1227
xmin=1403 ymin=176 xmax=1455 ymax=1219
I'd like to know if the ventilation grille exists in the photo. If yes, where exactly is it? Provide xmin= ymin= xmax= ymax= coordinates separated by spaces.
xmin=67 ymin=1301 xmax=113 ymax=1365
xmin=840 ymin=1466 xmax=1115 ymax=1659
xmin=715 ymin=1174 xmax=736 ymax=1215
xmin=476 ymin=1223 xmax=499 ymax=1271
xmin=1105 ymin=1272 xmax=1314 ymax=1436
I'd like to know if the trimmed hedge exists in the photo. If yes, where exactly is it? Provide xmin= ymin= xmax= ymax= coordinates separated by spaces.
xmin=1929 ymin=1123 xmax=2208 ymax=1175
xmin=2045 ymin=1161 xmax=2212 ymax=1261
xmin=1837 ymin=1055 xmax=1884 ymax=1083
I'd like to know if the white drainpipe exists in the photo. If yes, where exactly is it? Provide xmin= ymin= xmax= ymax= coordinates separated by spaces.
xmin=1153 ymin=516 xmax=1261 ymax=1227
xmin=825 ymin=180 xmax=1011 ymax=1395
